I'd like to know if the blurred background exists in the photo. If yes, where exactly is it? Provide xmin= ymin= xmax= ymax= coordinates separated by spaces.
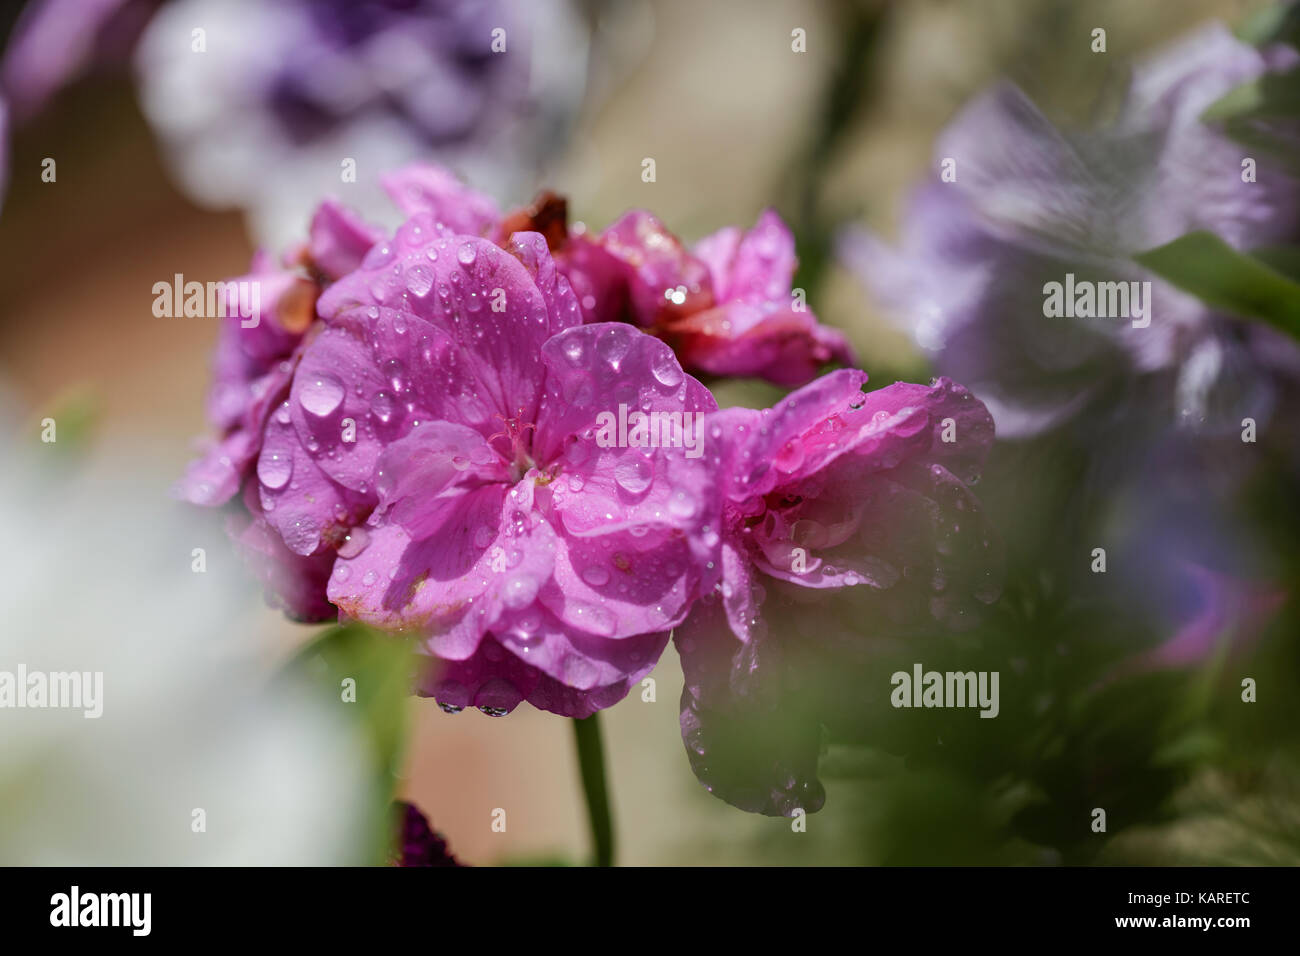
xmin=2 ymin=0 xmax=1297 ymax=866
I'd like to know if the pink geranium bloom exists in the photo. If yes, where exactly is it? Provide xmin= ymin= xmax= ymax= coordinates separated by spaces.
xmin=674 ymin=370 xmax=1003 ymax=815
xmin=604 ymin=208 xmax=856 ymax=386
xmin=295 ymin=219 xmax=720 ymax=717
xmin=381 ymin=163 xmax=856 ymax=386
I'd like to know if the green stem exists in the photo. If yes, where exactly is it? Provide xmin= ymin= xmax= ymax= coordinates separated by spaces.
xmin=571 ymin=714 xmax=615 ymax=867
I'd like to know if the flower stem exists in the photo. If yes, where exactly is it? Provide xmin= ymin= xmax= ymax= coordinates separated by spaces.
xmin=571 ymin=714 xmax=615 ymax=867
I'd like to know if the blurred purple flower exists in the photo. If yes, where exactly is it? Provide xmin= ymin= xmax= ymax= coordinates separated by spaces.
xmin=841 ymin=23 xmax=1300 ymax=440
xmin=132 ymin=0 xmax=588 ymax=248
xmin=674 ymin=371 xmax=1002 ymax=815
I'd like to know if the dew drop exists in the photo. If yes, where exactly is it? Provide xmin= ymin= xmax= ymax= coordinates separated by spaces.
xmin=405 ymin=264 xmax=433 ymax=297
xmin=337 ymin=527 xmax=370 ymax=559
xmin=597 ymin=328 xmax=631 ymax=367
xmin=362 ymin=243 xmax=394 ymax=269
xmin=614 ymin=454 xmax=654 ymax=495
xmin=371 ymin=390 xmax=396 ymax=423
xmin=299 ymin=374 xmax=345 ymax=417
xmin=651 ymin=348 xmax=683 ymax=387
xmin=562 ymin=337 xmax=585 ymax=365
xmin=257 ymin=445 xmax=293 ymax=490
xmin=581 ymin=565 xmax=610 ymax=587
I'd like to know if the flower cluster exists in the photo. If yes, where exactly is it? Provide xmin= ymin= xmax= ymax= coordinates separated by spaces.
xmin=178 ymin=163 xmax=1000 ymax=812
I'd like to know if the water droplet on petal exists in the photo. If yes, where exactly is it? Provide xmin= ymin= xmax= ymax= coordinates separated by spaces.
xmin=363 ymin=243 xmax=394 ymax=269
xmin=405 ymin=264 xmax=433 ymax=297
xmin=597 ymin=328 xmax=631 ymax=367
xmin=562 ymin=337 xmax=585 ymax=365
xmin=337 ymin=527 xmax=370 ymax=559
xmin=257 ymin=445 xmax=293 ymax=490
xmin=651 ymin=348 xmax=683 ymax=387
xmin=581 ymin=565 xmax=610 ymax=587
xmin=614 ymin=454 xmax=654 ymax=495
xmin=300 ymin=374 xmax=344 ymax=417
xmin=371 ymin=391 xmax=396 ymax=423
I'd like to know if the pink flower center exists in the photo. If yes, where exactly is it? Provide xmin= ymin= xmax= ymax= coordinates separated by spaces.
xmin=488 ymin=413 xmax=538 ymax=482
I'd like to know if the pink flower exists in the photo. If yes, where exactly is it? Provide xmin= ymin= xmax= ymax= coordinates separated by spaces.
xmin=674 ymin=370 xmax=1003 ymax=814
xmin=295 ymin=219 xmax=720 ymax=717
xmin=381 ymin=163 xmax=856 ymax=386
xmin=175 ymin=199 xmax=385 ymax=620
xmin=606 ymin=209 xmax=856 ymax=386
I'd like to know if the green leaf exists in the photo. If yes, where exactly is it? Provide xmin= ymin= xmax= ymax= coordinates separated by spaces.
xmin=1201 ymin=67 xmax=1300 ymax=168
xmin=1202 ymin=67 xmax=1300 ymax=124
xmin=1133 ymin=231 xmax=1300 ymax=341
xmin=1236 ymin=2 xmax=1300 ymax=48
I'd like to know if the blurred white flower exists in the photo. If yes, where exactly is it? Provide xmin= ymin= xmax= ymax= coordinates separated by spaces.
xmin=0 ymin=425 xmax=377 ymax=864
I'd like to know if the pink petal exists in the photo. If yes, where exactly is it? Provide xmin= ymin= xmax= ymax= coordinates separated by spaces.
xmin=306 ymin=200 xmax=384 ymax=280
xmin=380 ymin=163 xmax=501 ymax=236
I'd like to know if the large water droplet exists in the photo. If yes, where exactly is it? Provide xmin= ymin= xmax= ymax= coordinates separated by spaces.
xmin=257 ymin=445 xmax=293 ymax=490
xmin=562 ymin=337 xmax=585 ymax=365
xmin=300 ymin=374 xmax=345 ymax=417
xmin=651 ymin=349 xmax=683 ymax=387
xmin=614 ymin=454 xmax=654 ymax=495
xmin=457 ymin=242 xmax=477 ymax=266
xmin=337 ymin=527 xmax=370 ymax=559
xmin=372 ymin=390 xmax=396 ymax=423
xmin=597 ymin=328 xmax=631 ymax=367
xmin=581 ymin=565 xmax=610 ymax=587
xmin=384 ymin=358 xmax=407 ymax=393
